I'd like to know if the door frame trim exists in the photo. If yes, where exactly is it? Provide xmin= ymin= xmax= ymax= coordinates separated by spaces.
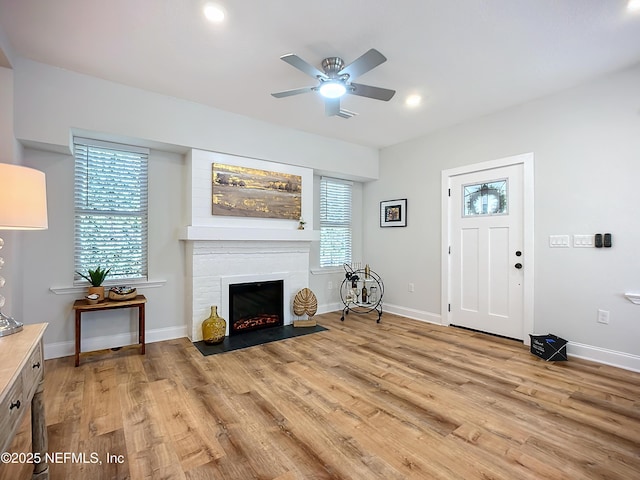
xmin=441 ymin=153 xmax=534 ymax=345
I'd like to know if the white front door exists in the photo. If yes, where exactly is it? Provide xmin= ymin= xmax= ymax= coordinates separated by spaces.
xmin=448 ymin=162 xmax=525 ymax=339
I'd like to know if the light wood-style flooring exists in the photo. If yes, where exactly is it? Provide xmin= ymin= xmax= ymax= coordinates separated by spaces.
xmin=3 ymin=312 xmax=640 ymax=479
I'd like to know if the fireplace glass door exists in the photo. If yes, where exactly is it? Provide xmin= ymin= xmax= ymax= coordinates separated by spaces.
xmin=229 ymin=280 xmax=284 ymax=336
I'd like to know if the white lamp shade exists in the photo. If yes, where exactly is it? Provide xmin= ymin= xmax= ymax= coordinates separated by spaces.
xmin=0 ymin=163 xmax=48 ymax=230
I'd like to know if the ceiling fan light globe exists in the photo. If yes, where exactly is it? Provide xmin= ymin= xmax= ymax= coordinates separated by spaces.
xmin=319 ymin=82 xmax=346 ymax=99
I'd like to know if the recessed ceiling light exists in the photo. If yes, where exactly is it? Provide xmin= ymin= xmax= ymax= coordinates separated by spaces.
xmin=203 ymin=3 xmax=225 ymax=23
xmin=628 ymin=0 xmax=640 ymax=12
xmin=405 ymin=94 xmax=422 ymax=107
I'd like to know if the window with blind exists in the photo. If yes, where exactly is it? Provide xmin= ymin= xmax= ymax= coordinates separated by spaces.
xmin=320 ymin=177 xmax=352 ymax=268
xmin=74 ymin=138 xmax=149 ymax=282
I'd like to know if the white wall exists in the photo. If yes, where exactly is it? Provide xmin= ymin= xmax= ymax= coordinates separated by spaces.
xmin=9 ymin=59 xmax=375 ymax=357
xmin=0 ymin=67 xmax=15 ymax=157
xmin=364 ymin=63 xmax=640 ymax=369
xmin=13 ymin=58 xmax=379 ymax=181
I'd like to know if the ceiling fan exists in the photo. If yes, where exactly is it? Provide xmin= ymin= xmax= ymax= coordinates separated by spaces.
xmin=271 ymin=48 xmax=396 ymax=119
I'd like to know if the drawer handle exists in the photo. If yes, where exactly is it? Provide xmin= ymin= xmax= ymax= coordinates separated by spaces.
xmin=10 ymin=400 xmax=21 ymax=410
xmin=32 ymin=361 xmax=41 ymax=369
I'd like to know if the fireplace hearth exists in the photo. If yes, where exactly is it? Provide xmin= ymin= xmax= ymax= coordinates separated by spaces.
xmin=229 ymin=280 xmax=284 ymax=336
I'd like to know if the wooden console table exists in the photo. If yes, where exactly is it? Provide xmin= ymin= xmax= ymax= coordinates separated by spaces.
xmin=0 ymin=323 xmax=49 ymax=479
xmin=73 ymin=295 xmax=146 ymax=367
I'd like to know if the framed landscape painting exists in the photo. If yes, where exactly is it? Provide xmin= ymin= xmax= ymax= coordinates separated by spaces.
xmin=380 ymin=198 xmax=407 ymax=227
xmin=212 ymin=163 xmax=302 ymax=220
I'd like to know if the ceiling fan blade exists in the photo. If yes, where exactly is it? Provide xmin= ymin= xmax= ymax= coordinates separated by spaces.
xmin=280 ymin=54 xmax=327 ymax=79
xmin=349 ymin=82 xmax=396 ymax=101
xmin=338 ymin=49 xmax=387 ymax=79
xmin=325 ymin=97 xmax=340 ymax=116
xmin=271 ymin=87 xmax=316 ymax=98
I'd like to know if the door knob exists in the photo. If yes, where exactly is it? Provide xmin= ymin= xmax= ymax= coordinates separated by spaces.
xmin=515 ymin=250 xmax=522 ymax=257
xmin=515 ymin=263 xmax=523 ymax=269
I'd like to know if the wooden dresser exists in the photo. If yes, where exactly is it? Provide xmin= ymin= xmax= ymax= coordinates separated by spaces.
xmin=0 ymin=323 xmax=48 ymax=479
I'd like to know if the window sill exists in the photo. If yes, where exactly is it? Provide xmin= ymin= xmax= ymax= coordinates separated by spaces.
xmin=50 ymin=279 xmax=166 ymax=295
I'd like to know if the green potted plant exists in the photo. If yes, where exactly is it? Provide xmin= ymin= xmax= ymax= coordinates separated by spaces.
xmin=76 ymin=266 xmax=111 ymax=301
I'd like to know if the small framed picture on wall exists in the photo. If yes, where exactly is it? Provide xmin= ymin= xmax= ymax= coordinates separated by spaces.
xmin=380 ymin=198 xmax=407 ymax=227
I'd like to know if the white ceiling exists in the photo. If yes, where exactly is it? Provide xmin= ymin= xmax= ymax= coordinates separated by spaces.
xmin=1 ymin=1 xmax=640 ymax=149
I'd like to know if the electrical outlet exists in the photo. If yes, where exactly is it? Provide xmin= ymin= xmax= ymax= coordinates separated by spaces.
xmin=408 ymin=283 xmax=415 ymax=293
xmin=327 ymin=281 xmax=333 ymax=290
xmin=597 ymin=309 xmax=610 ymax=324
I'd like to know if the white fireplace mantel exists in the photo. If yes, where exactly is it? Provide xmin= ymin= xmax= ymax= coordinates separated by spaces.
xmin=179 ymin=226 xmax=319 ymax=242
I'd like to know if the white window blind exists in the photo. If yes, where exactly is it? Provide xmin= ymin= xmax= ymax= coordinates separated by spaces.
xmin=320 ymin=177 xmax=352 ymax=268
xmin=74 ymin=138 xmax=149 ymax=282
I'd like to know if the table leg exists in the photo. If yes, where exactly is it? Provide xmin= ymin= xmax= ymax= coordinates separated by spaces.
xmin=139 ymin=303 xmax=145 ymax=355
xmin=75 ymin=310 xmax=81 ymax=367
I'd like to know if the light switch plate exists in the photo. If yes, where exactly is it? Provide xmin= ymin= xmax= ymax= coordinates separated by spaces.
xmin=597 ymin=309 xmax=610 ymax=324
xmin=549 ymin=235 xmax=570 ymax=247
xmin=573 ymin=234 xmax=594 ymax=248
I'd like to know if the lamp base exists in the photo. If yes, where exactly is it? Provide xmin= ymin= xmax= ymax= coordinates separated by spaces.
xmin=0 ymin=310 xmax=23 ymax=337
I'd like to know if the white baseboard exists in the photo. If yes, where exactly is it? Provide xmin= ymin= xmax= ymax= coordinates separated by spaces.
xmin=383 ymin=303 xmax=442 ymax=325
xmin=317 ymin=302 xmax=343 ymax=315
xmin=44 ymin=324 xmax=188 ymax=360
xmin=318 ymin=302 xmax=442 ymax=325
xmin=567 ymin=341 xmax=640 ymax=373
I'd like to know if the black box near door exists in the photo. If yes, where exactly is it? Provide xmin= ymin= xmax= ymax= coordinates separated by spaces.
xmin=529 ymin=333 xmax=568 ymax=361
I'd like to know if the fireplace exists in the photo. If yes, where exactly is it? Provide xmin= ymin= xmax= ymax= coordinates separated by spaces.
xmin=184 ymin=239 xmax=312 ymax=341
xmin=229 ymin=280 xmax=284 ymax=336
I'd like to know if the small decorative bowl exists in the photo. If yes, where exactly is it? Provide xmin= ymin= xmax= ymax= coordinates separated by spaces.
xmin=108 ymin=286 xmax=137 ymax=301
xmin=86 ymin=293 xmax=100 ymax=305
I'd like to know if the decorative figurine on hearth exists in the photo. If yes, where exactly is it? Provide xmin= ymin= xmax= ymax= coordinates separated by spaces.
xmin=293 ymin=288 xmax=318 ymax=327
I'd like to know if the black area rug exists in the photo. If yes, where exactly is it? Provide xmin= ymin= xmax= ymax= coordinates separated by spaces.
xmin=194 ymin=324 xmax=328 ymax=356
